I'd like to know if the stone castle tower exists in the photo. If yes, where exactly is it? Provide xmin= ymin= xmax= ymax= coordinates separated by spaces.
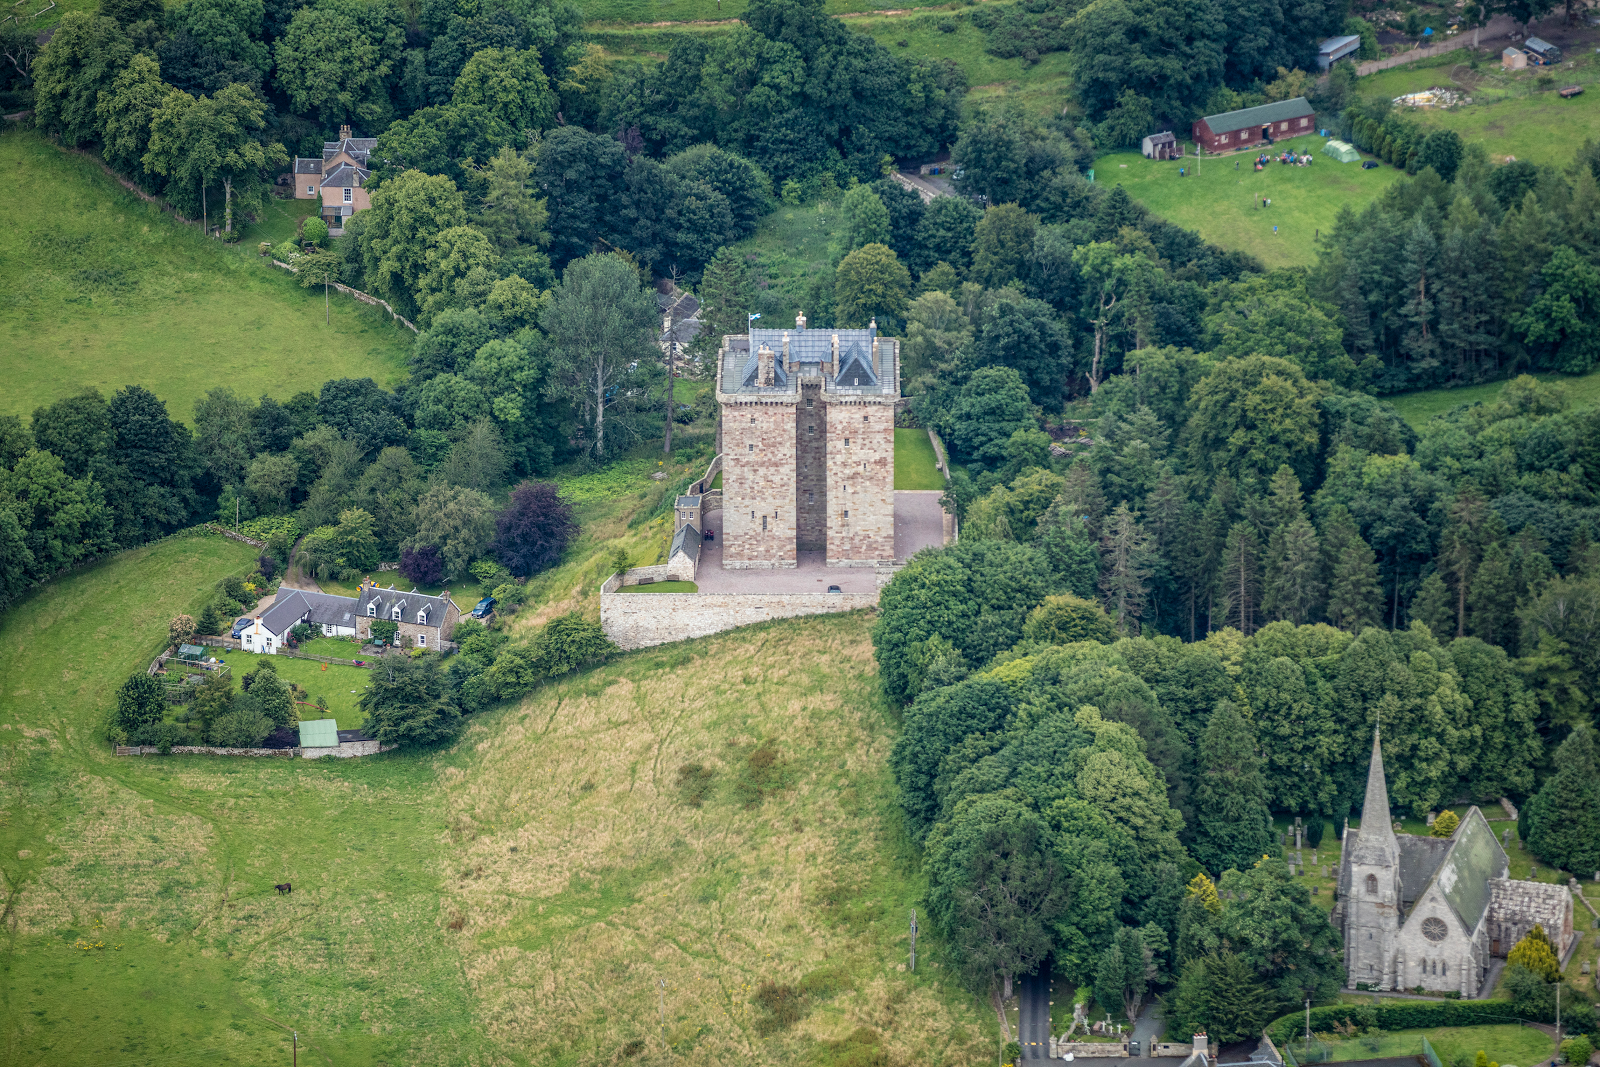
xmin=1344 ymin=731 xmax=1403 ymax=989
xmin=715 ymin=315 xmax=899 ymax=569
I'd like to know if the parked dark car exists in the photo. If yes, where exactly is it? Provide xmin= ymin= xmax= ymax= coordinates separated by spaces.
xmin=230 ymin=617 xmax=250 ymax=638
xmin=470 ymin=596 xmax=497 ymax=619
xmin=1361 ymin=160 xmax=1380 ymax=169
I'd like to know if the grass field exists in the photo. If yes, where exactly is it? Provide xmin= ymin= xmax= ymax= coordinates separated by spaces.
xmin=0 ymin=532 xmax=993 ymax=1066
xmin=1101 ymin=133 xmax=1406 ymax=268
xmin=0 ymin=130 xmax=411 ymax=423
xmin=894 ymin=428 xmax=946 ymax=489
xmin=1385 ymin=368 xmax=1600 ymax=427
xmin=1321 ymin=1025 xmax=1551 ymax=1064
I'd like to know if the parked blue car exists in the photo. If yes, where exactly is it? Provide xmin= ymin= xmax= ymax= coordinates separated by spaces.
xmin=230 ymin=617 xmax=251 ymax=638
xmin=470 ymin=596 xmax=497 ymax=619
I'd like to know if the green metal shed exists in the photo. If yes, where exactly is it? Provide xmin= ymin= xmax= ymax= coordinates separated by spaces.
xmin=298 ymin=718 xmax=340 ymax=748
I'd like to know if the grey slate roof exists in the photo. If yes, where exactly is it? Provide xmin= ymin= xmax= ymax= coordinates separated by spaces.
xmin=1430 ymin=807 xmax=1506 ymax=931
xmin=1398 ymin=835 xmax=1453 ymax=903
xmin=320 ymin=161 xmax=367 ymax=189
xmin=1201 ymin=96 xmax=1315 ymax=135
xmin=676 ymin=495 xmax=702 ymax=507
xmin=322 ymin=137 xmax=377 ymax=166
xmin=720 ymin=327 xmax=897 ymax=396
xmin=257 ymin=589 xmax=366 ymax=636
xmin=1487 ymin=878 xmax=1572 ymax=940
xmin=294 ymin=158 xmax=323 ymax=175
xmin=1319 ymin=34 xmax=1361 ymax=54
xmin=670 ymin=523 xmax=701 ymax=563
xmin=358 ymin=584 xmax=455 ymax=628
xmin=1145 ymin=131 xmax=1176 ymax=145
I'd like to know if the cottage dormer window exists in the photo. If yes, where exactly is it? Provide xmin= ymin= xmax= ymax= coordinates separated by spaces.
xmin=367 ymin=602 xmax=376 ymax=616
xmin=417 ymin=608 xmax=428 ymax=624
xmin=391 ymin=606 xmax=402 ymax=621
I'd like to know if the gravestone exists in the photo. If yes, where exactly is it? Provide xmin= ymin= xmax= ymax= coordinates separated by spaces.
xmin=1503 ymin=828 xmax=1513 ymax=847
xmin=1426 ymin=812 xmax=1436 ymax=826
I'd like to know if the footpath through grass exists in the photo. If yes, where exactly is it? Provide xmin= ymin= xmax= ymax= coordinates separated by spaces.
xmin=0 ymin=130 xmax=411 ymax=423
xmin=1 ymin=520 xmax=991 ymax=1064
xmin=1101 ymin=133 xmax=1406 ymax=268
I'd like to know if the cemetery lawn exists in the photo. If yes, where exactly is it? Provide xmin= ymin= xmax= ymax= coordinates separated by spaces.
xmin=1101 ymin=133 xmax=1406 ymax=268
xmin=895 ymin=428 xmax=947 ymax=490
xmin=0 ymin=529 xmax=991 ymax=1066
xmin=0 ymin=130 xmax=411 ymax=424
xmin=1320 ymin=1025 xmax=1551 ymax=1065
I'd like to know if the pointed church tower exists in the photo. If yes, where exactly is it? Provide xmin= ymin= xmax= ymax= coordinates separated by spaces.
xmin=1344 ymin=730 xmax=1404 ymax=989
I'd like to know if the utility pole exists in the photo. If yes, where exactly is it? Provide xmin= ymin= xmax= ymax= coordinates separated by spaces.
xmin=909 ymin=910 xmax=918 ymax=972
xmin=292 ymin=1030 xmax=298 ymax=1067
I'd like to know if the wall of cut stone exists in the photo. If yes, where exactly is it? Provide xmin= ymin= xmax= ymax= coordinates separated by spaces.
xmin=601 ymin=589 xmax=878 ymax=649
xmin=825 ymin=396 xmax=895 ymax=564
xmin=796 ymin=381 xmax=827 ymax=552
xmin=721 ymin=398 xmax=798 ymax=568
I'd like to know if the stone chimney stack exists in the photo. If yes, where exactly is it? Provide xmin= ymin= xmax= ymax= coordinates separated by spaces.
xmin=868 ymin=316 xmax=878 ymax=337
xmin=795 ymin=311 xmax=806 ymax=331
xmin=782 ymin=330 xmax=792 ymax=372
xmin=339 ymin=124 xmax=352 ymax=141
xmin=829 ymin=333 xmax=839 ymax=377
xmin=757 ymin=342 xmax=775 ymax=386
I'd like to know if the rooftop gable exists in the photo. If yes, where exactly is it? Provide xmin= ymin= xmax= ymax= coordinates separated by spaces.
xmin=1202 ymin=97 xmax=1315 ymax=135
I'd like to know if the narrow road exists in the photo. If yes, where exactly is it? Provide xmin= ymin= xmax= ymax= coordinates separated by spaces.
xmin=1018 ymin=972 xmax=1052 ymax=1060
xmin=276 ymin=534 xmax=322 ymax=593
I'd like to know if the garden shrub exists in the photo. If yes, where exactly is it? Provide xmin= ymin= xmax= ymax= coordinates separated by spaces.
xmin=1267 ymin=998 xmax=1555 ymax=1045
xmin=210 ymin=707 xmax=273 ymax=748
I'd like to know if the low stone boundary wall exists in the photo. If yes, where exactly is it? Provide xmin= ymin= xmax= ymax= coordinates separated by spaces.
xmin=600 ymin=572 xmax=879 ymax=650
xmin=271 ymin=260 xmax=418 ymax=333
xmin=117 ymin=741 xmax=395 ymax=758
xmin=1056 ymin=1043 xmax=1128 ymax=1058
xmin=1154 ymin=1043 xmax=1195 ymax=1057
xmin=205 ymin=524 xmax=268 ymax=548
xmin=118 ymin=745 xmax=292 ymax=757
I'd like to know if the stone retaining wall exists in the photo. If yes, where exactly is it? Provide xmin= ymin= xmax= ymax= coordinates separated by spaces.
xmin=600 ymin=572 xmax=878 ymax=650
xmin=117 ymin=745 xmax=292 ymax=757
xmin=1056 ymin=1043 xmax=1128 ymax=1058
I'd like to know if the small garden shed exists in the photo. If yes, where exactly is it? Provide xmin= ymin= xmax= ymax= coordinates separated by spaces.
xmin=176 ymin=643 xmax=208 ymax=663
xmin=298 ymin=718 xmax=339 ymax=750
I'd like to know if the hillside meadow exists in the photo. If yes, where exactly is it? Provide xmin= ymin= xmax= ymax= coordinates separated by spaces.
xmin=0 ymin=531 xmax=992 ymax=1066
xmin=0 ymin=130 xmax=411 ymax=424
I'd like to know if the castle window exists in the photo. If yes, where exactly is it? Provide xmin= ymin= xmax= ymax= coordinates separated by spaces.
xmin=808 ymin=425 xmax=814 ymax=434
xmin=1366 ymin=874 xmax=1378 ymax=896
xmin=750 ymin=416 xmax=755 ymax=424
xmin=1442 ymin=962 xmax=1447 ymax=975
xmin=748 ymin=444 xmax=754 ymax=452
xmin=807 ymin=492 xmax=814 ymax=504
xmin=863 ymin=415 xmax=869 ymax=422
xmin=843 ymin=510 xmax=849 ymax=518
xmin=845 ymin=438 xmax=850 ymax=447
xmin=762 ymin=515 xmax=767 ymax=530
xmin=806 ymin=399 xmax=814 ymax=409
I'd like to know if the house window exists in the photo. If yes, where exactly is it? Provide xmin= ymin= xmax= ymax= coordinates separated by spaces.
xmin=417 ymin=634 xmax=426 ymax=648
xmin=1366 ymin=874 xmax=1378 ymax=895
xmin=1220 ymin=133 xmax=1229 ymax=142
xmin=392 ymin=606 xmax=401 ymax=620
xmin=1301 ymin=117 xmax=1310 ymax=126
xmin=417 ymin=608 xmax=428 ymax=624
xmin=367 ymin=602 xmax=376 ymax=616
xmin=343 ymin=187 xmax=352 ymax=203
xmin=306 ymin=185 xmax=314 ymax=194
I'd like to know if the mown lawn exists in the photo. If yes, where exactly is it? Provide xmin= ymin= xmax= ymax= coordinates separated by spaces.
xmin=894 ymin=428 xmax=946 ymax=490
xmin=215 ymin=648 xmax=376 ymax=729
xmin=1321 ymin=1025 xmax=1551 ymax=1065
xmin=1100 ymin=133 xmax=1407 ymax=268
xmin=616 ymin=579 xmax=700 ymax=591
xmin=0 ymin=530 xmax=993 ymax=1065
xmin=0 ymin=130 xmax=411 ymax=424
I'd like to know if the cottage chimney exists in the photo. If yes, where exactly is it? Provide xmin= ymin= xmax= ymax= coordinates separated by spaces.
xmin=757 ymin=343 xmax=775 ymax=386
xmin=868 ymin=316 xmax=877 ymax=337
xmin=339 ymin=124 xmax=352 ymax=141
xmin=795 ymin=311 xmax=806 ymax=331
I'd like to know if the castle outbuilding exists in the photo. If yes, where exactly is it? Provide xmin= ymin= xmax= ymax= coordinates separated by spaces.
xmin=1334 ymin=731 xmax=1575 ymax=995
xmin=714 ymin=315 xmax=899 ymax=569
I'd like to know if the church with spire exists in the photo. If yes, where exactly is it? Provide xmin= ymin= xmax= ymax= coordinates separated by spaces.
xmin=1333 ymin=730 xmax=1576 ymax=996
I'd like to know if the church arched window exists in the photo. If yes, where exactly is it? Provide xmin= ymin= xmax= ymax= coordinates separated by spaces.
xmin=1366 ymin=874 xmax=1378 ymax=895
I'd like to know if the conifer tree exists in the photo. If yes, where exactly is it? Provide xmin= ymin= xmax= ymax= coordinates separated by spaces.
xmin=1175 ymin=872 xmax=1222 ymax=966
xmin=1399 ymin=216 xmax=1441 ymax=371
xmin=1264 ymin=517 xmax=1323 ymax=625
xmin=1219 ymin=521 xmax=1263 ymax=636
xmin=1412 ymin=572 xmax=1454 ymax=641
xmin=1524 ymin=726 xmax=1600 ymax=878
xmin=1190 ymin=700 xmax=1277 ymax=876
xmin=1468 ymin=541 xmax=1517 ymax=648
xmin=1323 ymin=506 xmax=1381 ymax=631
xmin=694 ymin=246 xmax=755 ymax=353
xmin=1099 ymin=504 xmax=1152 ymax=636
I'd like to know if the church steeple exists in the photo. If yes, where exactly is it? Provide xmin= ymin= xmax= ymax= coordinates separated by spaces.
xmin=1352 ymin=728 xmax=1399 ymax=861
